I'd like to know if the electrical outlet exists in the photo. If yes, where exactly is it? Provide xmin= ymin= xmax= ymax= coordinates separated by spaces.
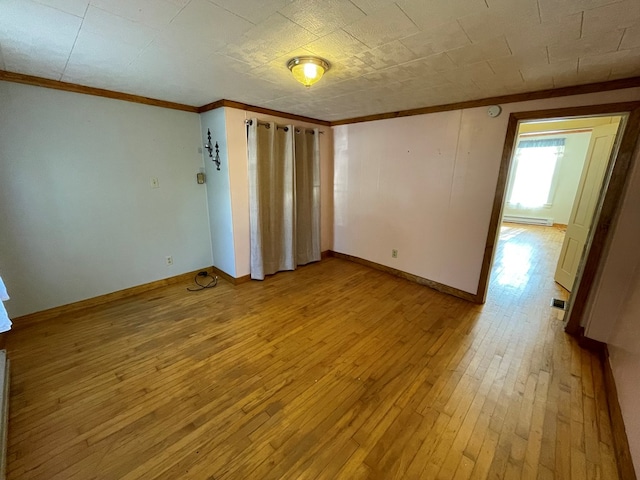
xmin=392 ymin=249 xmax=398 ymax=258
xmin=165 ymin=256 xmax=173 ymax=266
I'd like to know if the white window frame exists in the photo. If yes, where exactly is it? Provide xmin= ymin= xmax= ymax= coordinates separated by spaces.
xmin=506 ymin=135 xmax=566 ymax=209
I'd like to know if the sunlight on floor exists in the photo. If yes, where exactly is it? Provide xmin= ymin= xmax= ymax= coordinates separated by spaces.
xmin=495 ymin=241 xmax=533 ymax=288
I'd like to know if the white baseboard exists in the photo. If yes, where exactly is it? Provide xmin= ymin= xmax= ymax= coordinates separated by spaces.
xmin=503 ymin=215 xmax=553 ymax=226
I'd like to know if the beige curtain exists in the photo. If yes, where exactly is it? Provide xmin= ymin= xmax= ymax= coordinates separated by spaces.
xmin=295 ymin=128 xmax=321 ymax=265
xmin=248 ymin=121 xmax=295 ymax=280
xmin=248 ymin=120 xmax=321 ymax=280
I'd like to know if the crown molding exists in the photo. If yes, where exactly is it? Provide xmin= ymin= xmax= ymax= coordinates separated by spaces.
xmin=0 ymin=70 xmax=198 ymax=113
xmin=330 ymin=76 xmax=640 ymax=126
xmin=4 ymin=70 xmax=640 ymax=128
xmin=198 ymin=98 xmax=331 ymax=126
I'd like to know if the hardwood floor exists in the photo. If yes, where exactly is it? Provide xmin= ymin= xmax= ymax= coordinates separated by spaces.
xmin=5 ymin=224 xmax=619 ymax=479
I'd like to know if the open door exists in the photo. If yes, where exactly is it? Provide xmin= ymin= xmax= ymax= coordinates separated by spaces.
xmin=554 ymin=122 xmax=620 ymax=291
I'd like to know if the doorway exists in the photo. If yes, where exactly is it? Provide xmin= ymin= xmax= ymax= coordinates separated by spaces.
xmin=502 ymin=115 xmax=623 ymax=296
xmin=476 ymin=102 xmax=640 ymax=336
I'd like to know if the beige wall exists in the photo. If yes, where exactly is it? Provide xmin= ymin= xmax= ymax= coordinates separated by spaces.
xmin=581 ymin=135 xmax=640 ymax=474
xmin=333 ymin=86 xmax=640 ymax=471
xmin=333 ymin=87 xmax=640 ymax=295
xmin=224 ymin=107 xmax=334 ymax=278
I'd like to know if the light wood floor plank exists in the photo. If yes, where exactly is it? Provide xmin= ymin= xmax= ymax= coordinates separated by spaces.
xmin=4 ymin=224 xmax=622 ymax=479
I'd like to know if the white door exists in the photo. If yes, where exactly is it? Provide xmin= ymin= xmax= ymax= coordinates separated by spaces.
xmin=554 ymin=123 xmax=619 ymax=291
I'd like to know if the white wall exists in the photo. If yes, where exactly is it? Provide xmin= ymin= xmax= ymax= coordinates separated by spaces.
xmin=200 ymin=109 xmax=236 ymax=277
xmin=0 ymin=81 xmax=212 ymax=318
xmin=224 ymin=107 xmax=334 ymax=278
xmin=503 ymin=132 xmax=591 ymax=225
xmin=333 ymin=87 xmax=640 ymax=296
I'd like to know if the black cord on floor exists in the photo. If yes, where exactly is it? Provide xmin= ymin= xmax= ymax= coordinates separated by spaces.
xmin=187 ymin=272 xmax=218 ymax=291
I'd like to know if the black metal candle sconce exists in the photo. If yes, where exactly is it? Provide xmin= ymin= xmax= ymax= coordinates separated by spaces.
xmin=204 ymin=129 xmax=221 ymax=170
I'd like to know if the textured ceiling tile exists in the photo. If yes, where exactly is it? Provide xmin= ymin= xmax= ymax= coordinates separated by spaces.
xmin=220 ymin=13 xmax=318 ymax=65
xmin=458 ymin=0 xmax=539 ymax=43
xmin=458 ymin=13 xmax=526 ymax=44
xmin=504 ymin=14 xmax=582 ymax=53
xmin=305 ymin=82 xmax=357 ymax=102
xmin=153 ymin=0 xmax=254 ymax=57
xmin=578 ymin=50 xmax=628 ymax=78
xmin=303 ymin=30 xmax=369 ymax=61
xmin=488 ymin=46 xmax=549 ymax=75
xmin=523 ymin=76 xmax=556 ymax=90
xmin=439 ymin=61 xmax=496 ymax=84
xmin=81 ymin=6 xmax=158 ymax=48
xmin=320 ymin=58 xmax=375 ymax=82
xmin=89 ymin=0 xmax=182 ymax=29
xmin=348 ymin=0 xmax=395 ymax=14
xmin=279 ymin=0 xmax=365 ymax=36
xmin=210 ymin=0 xmax=290 ymax=24
xmin=355 ymin=40 xmax=418 ymax=70
xmin=228 ymin=77 xmax=292 ymax=105
xmin=620 ymin=25 xmax=640 ymax=50
xmin=575 ymin=69 xmax=612 ymax=84
xmin=397 ymin=0 xmax=488 ymax=30
xmin=400 ymin=21 xmax=471 ymax=57
xmin=362 ymin=61 xmax=446 ymax=84
xmin=417 ymin=52 xmax=458 ymax=72
xmin=548 ymin=30 xmax=624 ymax=63
xmin=342 ymin=4 xmax=418 ymax=48
xmin=0 ymin=0 xmax=82 ymax=77
xmin=4 ymin=0 xmax=640 ymax=120
xmin=610 ymin=47 xmax=640 ymax=76
xmin=249 ymin=47 xmax=314 ymax=85
xmin=474 ymin=68 xmax=525 ymax=91
xmin=582 ymin=0 xmax=640 ymax=37
xmin=520 ymin=59 xmax=578 ymax=82
xmin=446 ymin=36 xmax=511 ymax=66
xmin=1 ymin=41 xmax=68 ymax=79
xmin=65 ymin=29 xmax=142 ymax=73
xmin=555 ymin=68 xmax=582 ymax=87
xmin=32 ymin=0 xmax=88 ymax=17
xmin=538 ymin=0 xmax=623 ymax=22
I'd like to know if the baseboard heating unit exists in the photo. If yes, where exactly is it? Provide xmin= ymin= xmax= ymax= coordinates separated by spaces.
xmin=503 ymin=215 xmax=553 ymax=226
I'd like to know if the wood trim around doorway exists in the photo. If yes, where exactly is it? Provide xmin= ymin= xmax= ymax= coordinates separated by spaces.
xmin=476 ymin=101 xmax=640 ymax=336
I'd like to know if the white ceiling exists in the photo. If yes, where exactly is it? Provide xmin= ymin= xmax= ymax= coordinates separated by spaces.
xmin=1 ymin=0 xmax=640 ymax=121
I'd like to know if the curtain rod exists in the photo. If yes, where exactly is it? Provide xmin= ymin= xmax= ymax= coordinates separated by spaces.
xmin=245 ymin=119 xmax=324 ymax=134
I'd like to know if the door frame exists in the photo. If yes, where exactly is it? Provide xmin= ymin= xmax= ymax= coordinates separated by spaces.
xmin=475 ymin=101 xmax=640 ymax=336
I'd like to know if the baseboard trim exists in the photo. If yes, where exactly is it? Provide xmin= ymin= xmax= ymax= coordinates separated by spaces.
xmin=210 ymin=266 xmax=251 ymax=285
xmin=213 ymin=252 xmax=334 ymax=285
xmin=602 ymin=345 xmax=638 ymax=480
xmin=576 ymin=326 xmax=607 ymax=354
xmin=330 ymin=251 xmax=478 ymax=303
xmin=11 ymin=268 xmax=210 ymax=330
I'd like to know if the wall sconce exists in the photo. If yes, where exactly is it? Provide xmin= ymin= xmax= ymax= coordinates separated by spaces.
xmin=204 ymin=129 xmax=220 ymax=170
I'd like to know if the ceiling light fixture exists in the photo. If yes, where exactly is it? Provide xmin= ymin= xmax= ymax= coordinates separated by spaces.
xmin=287 ymin=56 xmax=331 ymax=88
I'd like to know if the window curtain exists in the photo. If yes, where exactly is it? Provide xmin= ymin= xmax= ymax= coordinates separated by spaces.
xmin=295 ymin=128 xmax=321 ymax=266
xmin=247 ymin=119 xmax=321 ymax=280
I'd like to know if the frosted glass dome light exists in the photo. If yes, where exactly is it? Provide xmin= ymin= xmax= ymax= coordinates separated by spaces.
xmin=287 ymin=56 xmax=331 ymax=88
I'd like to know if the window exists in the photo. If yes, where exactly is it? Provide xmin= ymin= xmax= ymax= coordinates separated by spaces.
xmin=507 ymin=138 xmax=565 ymax=208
